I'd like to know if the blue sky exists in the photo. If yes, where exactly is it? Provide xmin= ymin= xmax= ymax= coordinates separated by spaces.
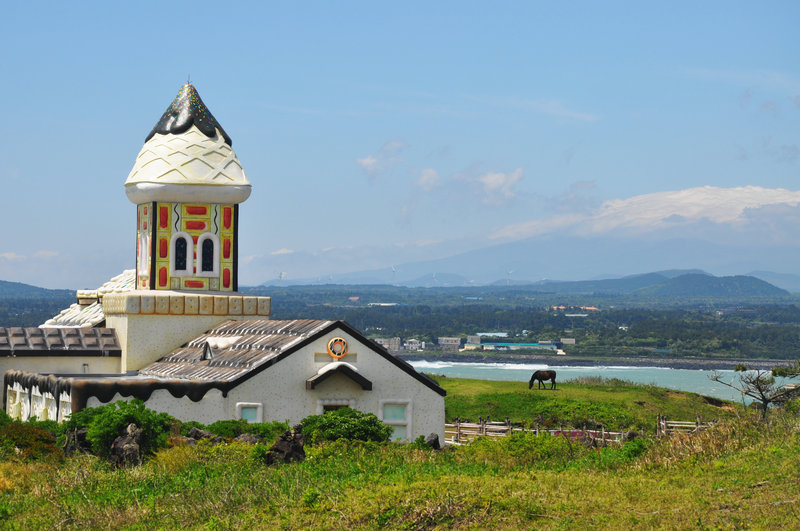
xmin=1 ymin=1 xmax=798 ymax=288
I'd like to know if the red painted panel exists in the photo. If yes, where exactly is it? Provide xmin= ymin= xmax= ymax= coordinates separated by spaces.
xmin=192 ymin=236 xmax=199 ymax=244
xmin=143 ymin=222 xmax=147 ymax=230
xmin=158 ymin=267 xmax=167 ymax=287
xmin=185 ymin=280 xmax=204 ymax=288
xmin=186 ymin=206 xmax=207 ymax=215
xmin=223 ymin=268 xmax=231 ymax=288
xmin=223 ymin=239 xmax=231 ymax=259
xmin=144 ymin=206 xmax=148 ymax=215
xmin=160 ymin=207 xmax=168 ymax=228
xmin=224 ymin=207 xmax=232 ymax=229
xmin=159 ymin=238 xmax=167 ymax=258
xmin=186 ymin=221 xmax=206 ymax=231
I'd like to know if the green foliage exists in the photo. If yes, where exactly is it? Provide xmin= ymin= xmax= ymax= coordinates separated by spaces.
xmin=0 ymin=422 xmax=64 ymax=462
xmin=65 ymin=399 xmax=176 ymax=459
xmin=203 ymin=419 xmax=289 ymax=441
xmin=0 ymin=410 xmax=12 ymax=430
xmin=301 ymin=408 xmax=392 ymax=444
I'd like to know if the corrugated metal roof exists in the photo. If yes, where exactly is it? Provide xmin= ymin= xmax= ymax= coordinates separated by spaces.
xmin=0 ymin=327 xmax=121 ymax=356
xmin=42 ymin=270 xmax=136 ymax=328
xmin=138 ymin=319 xmax=333 ymax=382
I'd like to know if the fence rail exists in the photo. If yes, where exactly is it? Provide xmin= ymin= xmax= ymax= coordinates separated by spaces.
xmin=444 ymin=417 xmax=631 ymax=446
xmin=656 ymin=415 xmax=715 ymax=437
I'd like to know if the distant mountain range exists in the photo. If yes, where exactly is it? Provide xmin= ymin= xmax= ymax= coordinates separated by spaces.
xmin=0 ymin=280 xmax=74 ymax=299
xmin=261 ymin=266 xmax=796 ymax=297
xmin=257 ymin=232 xmax=800 ymax=292
xmin=0 ymin=269 xmax=791 ymax=302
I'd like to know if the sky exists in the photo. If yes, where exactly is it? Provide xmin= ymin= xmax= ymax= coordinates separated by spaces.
xmin=0 ymin=1 xmax=798 ymax=288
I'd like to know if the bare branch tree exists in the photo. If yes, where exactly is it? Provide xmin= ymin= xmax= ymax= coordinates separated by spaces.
xmin=710 ymin=362 xmax=800 ymax=420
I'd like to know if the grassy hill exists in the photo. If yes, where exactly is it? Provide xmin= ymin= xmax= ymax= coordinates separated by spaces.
xmin=437 ymin=376 xmax=737 ymax=430
xmin=3 ymin=379 xmax=794 ymax=528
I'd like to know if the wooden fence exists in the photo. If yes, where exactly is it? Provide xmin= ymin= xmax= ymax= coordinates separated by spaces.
xmin=444 ymin=417 xmax=631 ymax=446
xmin=656 ymin=415 xmax=715 ymax=437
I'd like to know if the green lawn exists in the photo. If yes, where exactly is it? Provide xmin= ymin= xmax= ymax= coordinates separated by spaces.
xmin=436 ymin=376 xmax=739 ymax=431
xmin=0 ymin=379 xmax=795 ymax=529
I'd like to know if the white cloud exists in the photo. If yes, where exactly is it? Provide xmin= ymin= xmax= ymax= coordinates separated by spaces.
xmin=356 ymin=140 xmax=407 ymax=178
xmin=415 ymin=168 xmax=440 ymax=191
xmin=0 ymin=252 xmax=25 ymax=261
xmin=491 ymin=185 xmax=800 ymax=240
xmin=271 ymin=248 xmax=295 ymax=256
xmin=477 ymin=168 xmax=524 ymax=204
xmin=32 ymin=250 xmax=58 ymax=259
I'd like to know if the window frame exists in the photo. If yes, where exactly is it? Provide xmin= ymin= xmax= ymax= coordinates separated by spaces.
xmin=169 ymin=231 xmax=194 ymax=277
xmin=379 ymin=399 xmax=412 ymax=441
xmin=196 ymin=232 xmax=221 ymax=278
xmin=235 ymin=402 xmax=263 ymax=423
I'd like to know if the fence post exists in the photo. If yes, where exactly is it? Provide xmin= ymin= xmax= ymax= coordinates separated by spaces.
xmin=456 ymin=417 xmax=461 ymax=443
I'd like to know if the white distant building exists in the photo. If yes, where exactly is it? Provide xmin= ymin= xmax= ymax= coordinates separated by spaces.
xmin=374 ymin=337 xmax=402 ymax=352
xmin=403 ymin=338 xmax=424 ymax=351
xmin=437 ymin=337 xmax=462 ymax=350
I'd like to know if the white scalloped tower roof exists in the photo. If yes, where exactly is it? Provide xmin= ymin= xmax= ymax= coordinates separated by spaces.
xmin=125 ymin=124 xmax=249 ymax=188
xmin=41 ymin=270 xmax=136 ymax=328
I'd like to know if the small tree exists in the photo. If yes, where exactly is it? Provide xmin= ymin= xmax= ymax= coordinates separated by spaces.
xmin=710 ymin=362 xmax=800 ymax=420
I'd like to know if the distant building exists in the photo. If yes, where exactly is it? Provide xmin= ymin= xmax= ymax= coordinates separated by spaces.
xmin=374 ymin=337 xmax=402 ymax=351
xmin=466 ymin=335 xmax=481 ymax=345
xmin=560 ymin=338 xmax=576 ymax=345
xmin=403 ymin=338 xmax=424 ymax=351
xmin=437 ymin=337 xmax=462 ymax=350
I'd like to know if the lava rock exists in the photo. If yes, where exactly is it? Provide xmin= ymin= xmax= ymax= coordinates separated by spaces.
xmin=109 ymin=423 xmax=142 ymax=468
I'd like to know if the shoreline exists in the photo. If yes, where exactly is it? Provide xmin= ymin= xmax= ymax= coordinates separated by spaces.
xmin=398 ymin=352 xmax=790 ymax=371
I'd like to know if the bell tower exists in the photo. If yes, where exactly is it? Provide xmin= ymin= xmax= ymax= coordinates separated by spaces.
xmin=124 ymin=83 xmax=251 ymax=292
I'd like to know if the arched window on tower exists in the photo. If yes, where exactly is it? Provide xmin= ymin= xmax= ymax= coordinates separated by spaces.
xmin=196 ymin=233 xmax=220 ymax=278
xmin=169 ymin=232 xmax=194 ymax=277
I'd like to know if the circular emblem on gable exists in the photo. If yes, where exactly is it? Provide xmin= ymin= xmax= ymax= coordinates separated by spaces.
xmin=327 ymin=337 xmax=349 ymax=359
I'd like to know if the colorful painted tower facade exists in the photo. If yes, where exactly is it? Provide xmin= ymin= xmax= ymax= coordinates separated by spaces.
xmin=125 ymin=84 xmax=251 ymax=292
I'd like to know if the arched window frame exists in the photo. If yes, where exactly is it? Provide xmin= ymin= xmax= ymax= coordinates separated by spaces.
xmin=169 ymin=231 xmax=194 ymax=277
xmin=196 ymin=232 xmax=220 ymax=278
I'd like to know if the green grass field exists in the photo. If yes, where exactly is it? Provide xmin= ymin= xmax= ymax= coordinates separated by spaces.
xmin=0 ymin=378 xmax=796 ymax=529
xmin=436 ymin=375 xmax=739 ymax=432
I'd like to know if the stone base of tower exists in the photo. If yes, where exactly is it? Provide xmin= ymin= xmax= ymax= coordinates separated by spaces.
xmin=103 ymin=291 xmax=270 ymax=372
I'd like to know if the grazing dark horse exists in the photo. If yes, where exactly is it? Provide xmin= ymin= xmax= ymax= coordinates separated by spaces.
xmin=529 ymin=370 xmax=557 ymax=390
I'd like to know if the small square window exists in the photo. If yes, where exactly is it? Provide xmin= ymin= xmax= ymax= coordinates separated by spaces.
xmin=240 ymin=407 xmax=258 ymax=422
xmin=383 ymin=404 xmax=406 ymax=422
xmin=236 ymin=402 xmax=263 ymax=423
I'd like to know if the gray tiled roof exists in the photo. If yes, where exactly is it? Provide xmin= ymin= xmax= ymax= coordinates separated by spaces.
xmin=0 ymin=327 xmax=121 ymax=356
xmin=139 ymin=319 xmax=333 ymax=382
xmin=42 ymin=270 xmax=136 ymax=328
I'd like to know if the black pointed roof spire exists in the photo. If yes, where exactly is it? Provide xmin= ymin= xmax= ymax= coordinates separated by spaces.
xmin=145 ymin=83 xmax=232 ymax=146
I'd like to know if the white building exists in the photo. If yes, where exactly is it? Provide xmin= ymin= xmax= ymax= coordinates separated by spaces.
xmin=2 ymin=83 xmax=445 ymax=441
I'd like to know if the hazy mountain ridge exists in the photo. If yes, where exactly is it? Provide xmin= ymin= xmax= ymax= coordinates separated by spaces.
xmin=0 ymin=280 xmax=75 ymax=299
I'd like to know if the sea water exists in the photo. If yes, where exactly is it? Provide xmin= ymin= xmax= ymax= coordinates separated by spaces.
xmin=408 ymin=360 xmax=792 ymax=404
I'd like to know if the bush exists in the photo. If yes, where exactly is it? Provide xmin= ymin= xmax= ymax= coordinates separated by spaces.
xmin=0 ymin=410 xmax=12 ymax=430
xmin=0 ymin=422 xmax=64 ymax=462
xmin=300 ymin=408 xmax=392 ymax=444
xmin=63 ymin=399 xmax=176 ymax=459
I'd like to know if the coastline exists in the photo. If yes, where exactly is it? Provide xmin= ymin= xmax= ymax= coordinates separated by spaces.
xmin=398 ymin=352 xmax=790 ymax=371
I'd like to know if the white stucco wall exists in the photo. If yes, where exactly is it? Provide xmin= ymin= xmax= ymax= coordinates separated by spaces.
xmin=77 ymin=329 xmax=445 ymax=442
xmin=0 ymin=356 xmax=120 ymax=376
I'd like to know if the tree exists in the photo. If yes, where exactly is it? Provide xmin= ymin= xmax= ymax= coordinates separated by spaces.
xmin=710 ymin=362 xmax=800 ymax=420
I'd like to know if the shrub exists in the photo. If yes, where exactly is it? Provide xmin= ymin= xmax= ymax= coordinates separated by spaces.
xmin=300 ymin=408 xmax=392 ymax=444
xmin=0 ymin=422 xmax=64 ymax=462
xmin=64 ymin=399 xmax=176 ymax=459
xmin=180 ymin=419 xmax=288 ymax=443
xmin=0 ymin=410 xmax=12 ymax=430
